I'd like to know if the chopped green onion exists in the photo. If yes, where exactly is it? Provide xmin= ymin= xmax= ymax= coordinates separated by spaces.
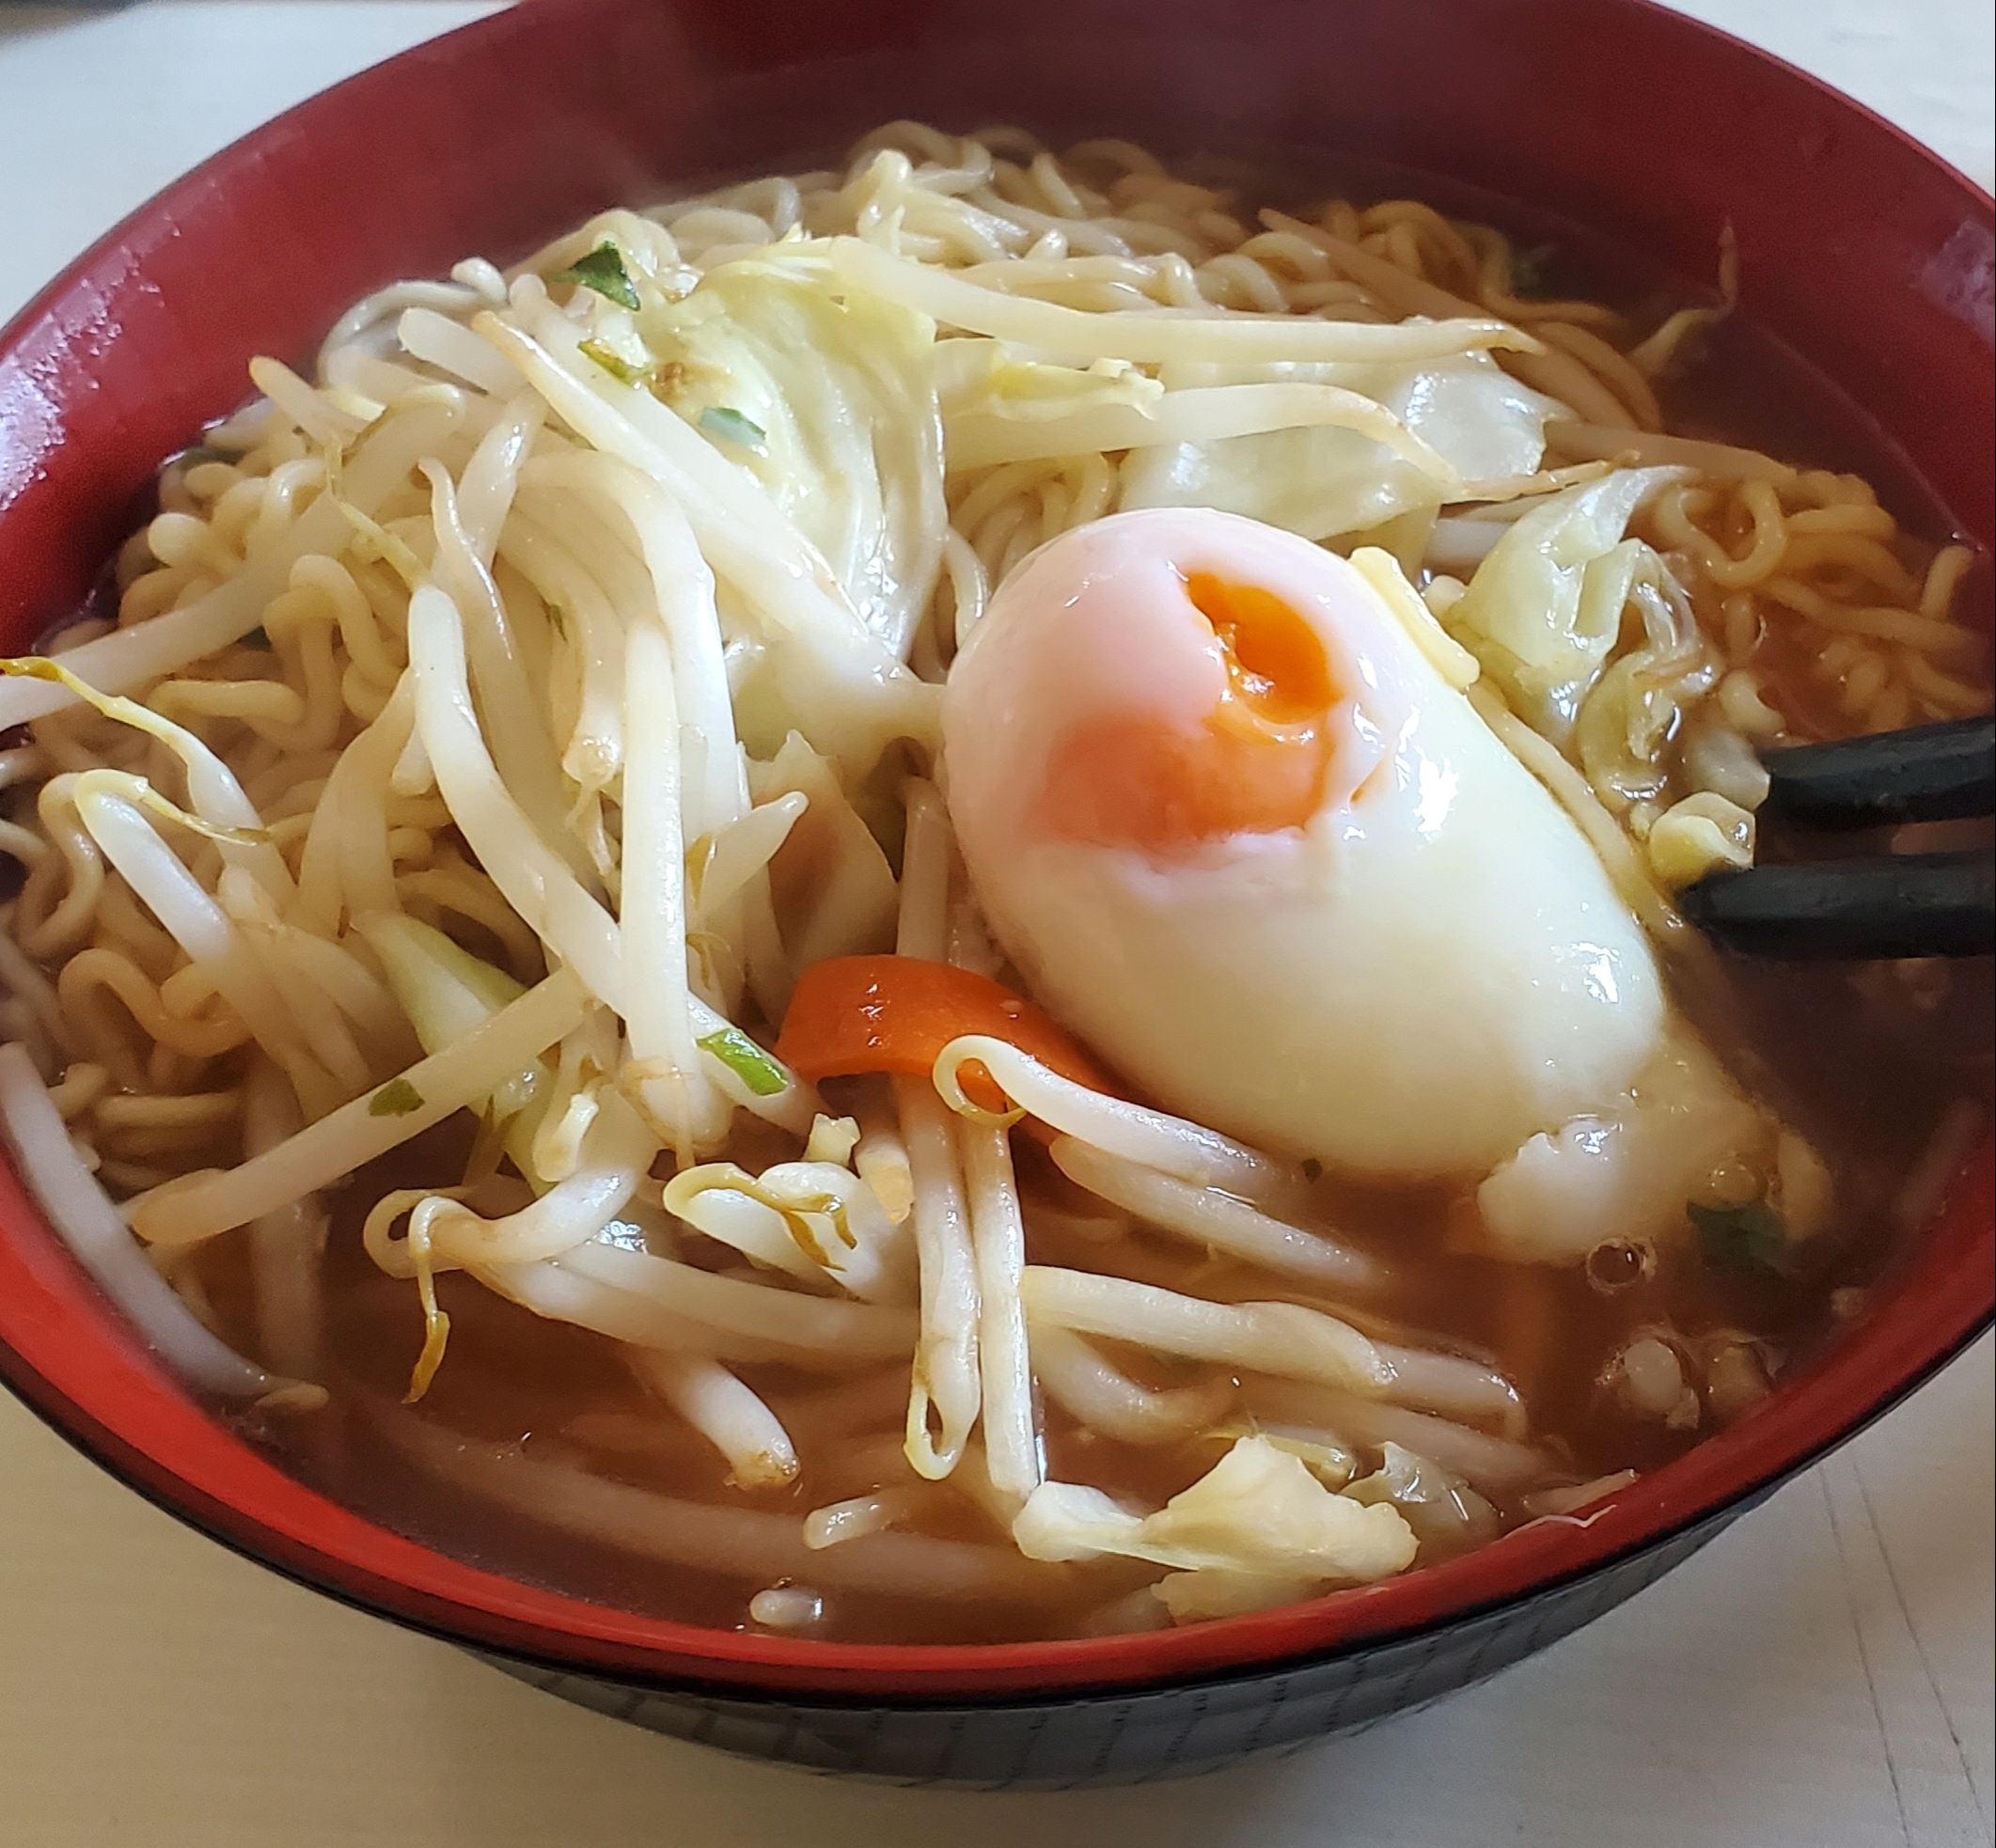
xmin=698 ymin=406 xmax=767 ymax=452
xmin=696 ymin=1025 xmax=788 ymax=1098
xmin=1688 ymin=1198 xmax=1793 ymax=1275
xmin=554 ymin=241 xmax=640 ymax=311
xmin=368 ymin=1076 xmax=426 ymax=1119
xmin=544 ymin=602 xmax=569 ymax=639
xmin=577 ymin=338 xmax=652 ymax=386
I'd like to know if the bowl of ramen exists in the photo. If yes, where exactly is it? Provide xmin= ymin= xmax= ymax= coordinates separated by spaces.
xmin=0 ymin=0 xmax=1988 ymax=1789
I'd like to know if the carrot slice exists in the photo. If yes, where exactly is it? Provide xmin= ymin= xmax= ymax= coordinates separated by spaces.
xmin=775 ymin=955 xmax=1117 ymax=1117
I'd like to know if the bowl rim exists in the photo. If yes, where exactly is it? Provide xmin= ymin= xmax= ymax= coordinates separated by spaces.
xmin=4 ymin=0 xmax=1992 ymax=364
xmin=0 ymin=0 xmax=1990 ymax=1704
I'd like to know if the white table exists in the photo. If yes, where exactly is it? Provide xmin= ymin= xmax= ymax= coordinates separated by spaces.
xmin=0 ymin=7 xmax=1989 ymax=1843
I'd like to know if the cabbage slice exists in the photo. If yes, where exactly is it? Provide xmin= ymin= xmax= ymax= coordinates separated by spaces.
xmin=1119 ymin=352 xmax=1560 ymax=542
xmin=1442 ymin=467 xmax=1685 ymax=740
xmin=1013 ymin=1433 xmax=1417 ymax=1587
xmin=637 ymin=257 xmax=946 ymax=660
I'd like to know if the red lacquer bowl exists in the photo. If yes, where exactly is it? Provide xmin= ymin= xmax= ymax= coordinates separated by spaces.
xmin=0 ymin=0 xmax=1989 ymax=1787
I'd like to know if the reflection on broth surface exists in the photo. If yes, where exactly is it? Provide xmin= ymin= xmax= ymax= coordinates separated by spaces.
xmin=0 ymin=121 xmax=1988 ymax=1645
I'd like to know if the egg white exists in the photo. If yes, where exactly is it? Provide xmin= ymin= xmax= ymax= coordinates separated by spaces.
xmin=941 ymin=508 xmax=1672 ymax=1181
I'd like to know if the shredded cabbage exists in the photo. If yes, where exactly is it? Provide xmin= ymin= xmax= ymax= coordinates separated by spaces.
xmin=638 ymin=256 xmax=947 ymax=659
xmin=1344 ymin=1442 xmax=1501 ymax=1549
xmin=1012 ymin=1433 xmax=1418 ymax=1586
xmin=747 ymin=733 xmax=899 ymax=969
xmin=1121 ymin=353 xmax=1560 ymax=542
xmin=1442 ymin=468 xmax=1685 ymax=738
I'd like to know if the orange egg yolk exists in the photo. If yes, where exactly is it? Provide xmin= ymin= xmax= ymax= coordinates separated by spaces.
xmin=1038 ymin=571 xmax=1337 ymax=853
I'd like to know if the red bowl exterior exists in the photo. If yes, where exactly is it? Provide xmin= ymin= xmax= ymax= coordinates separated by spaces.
xmin=0 ymin=0 xmax=1990 ymax=1731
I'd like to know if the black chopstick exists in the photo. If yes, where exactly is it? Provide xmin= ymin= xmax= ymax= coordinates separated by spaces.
xmin=1679 ymin=848 xmax=1994 ymax=960
xmin=1760 ymin=716 xmax=1995 ymax=830
xmin=1681 ymin=715 xmax=1995 ymax=961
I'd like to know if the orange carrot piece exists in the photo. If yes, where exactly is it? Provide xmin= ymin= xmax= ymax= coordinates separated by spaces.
xmin=775 ymin=955 xmax=1116 ymax=1118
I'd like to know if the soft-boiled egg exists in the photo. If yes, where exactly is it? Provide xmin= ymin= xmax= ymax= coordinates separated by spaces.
xmin=940 ymin=507 xmax=1671 ymax=1182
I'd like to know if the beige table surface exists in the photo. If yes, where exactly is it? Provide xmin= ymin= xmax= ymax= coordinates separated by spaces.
xmin=0 ymin=5 xmax=1990 ymax=1843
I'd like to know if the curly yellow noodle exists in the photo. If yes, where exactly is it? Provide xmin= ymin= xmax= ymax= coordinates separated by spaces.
xmin=1921 ymin=545 xmax=1976 ymax=622
xmin=92 ymin=878 xmax=184 ymax=982
xmin=1536 ymin=321 xmax=1663 ymax=431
